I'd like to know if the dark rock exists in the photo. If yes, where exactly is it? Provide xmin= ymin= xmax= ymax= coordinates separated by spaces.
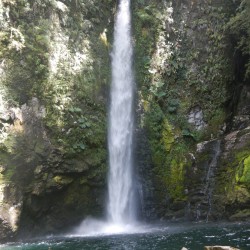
xmin=229 ymin=209 xmax=250 ymax=221
xmin=186 ymin=140 xmax=221 ymax=221
xmin=231 ymin=85 xmax=250 ymax=130
xmin=169 ymin=200 xmax=186 ymax=210
xmin=0 ymin=218 xmax=16 ymax=243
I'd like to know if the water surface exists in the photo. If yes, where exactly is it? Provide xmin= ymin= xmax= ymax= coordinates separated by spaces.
xmin=1 ymin=222 xmax=249 ymax=250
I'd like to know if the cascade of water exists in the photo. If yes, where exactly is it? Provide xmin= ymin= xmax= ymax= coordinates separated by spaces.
xmin=107 ymin=0 xmax=136 ymax=224
xmin=205 ymin=140 xmax=221 ymax=222
xmin=75 ymin=0 xmax=137 ymax=235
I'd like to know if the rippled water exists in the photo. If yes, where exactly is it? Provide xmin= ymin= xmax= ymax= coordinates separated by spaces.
xmin=1 ymin=223 xmax=249 ymax=250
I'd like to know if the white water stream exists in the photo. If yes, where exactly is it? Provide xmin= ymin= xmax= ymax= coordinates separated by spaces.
xmin=107 ymin=0 xmax=136 ymax=224
xmin=75 ymin=0 xmax=138 ymax=235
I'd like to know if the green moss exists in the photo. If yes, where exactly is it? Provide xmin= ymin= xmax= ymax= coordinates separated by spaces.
xmin=0 ymin=150 xmax=15 ymax=183
xmin=63 ymin=180 xmax=96 ymax=215
xmin=42 ymin=173 xmax=48 ymax=181
xmin=208 ymin=109 xmax=226 ymax=135
xmin=0 ymin=0 xmax=111 ymax=164
xmin=53 ymin=175 xmax=73 ymax=185
xmin=85 ymin=148 xmax=106 ymax=167
xmin=80 ymin=177 xmax=88 ymax=185
xmin=218 ymin=146 xmax=250 ymax=207
xmin=235 ymin=149 xmax=250 ymax=163
xmin=0 ymin=166 xmax=16 ymax=184
xmin=161 ymin=119 xmax=175 ymax=152
xmin=236 ymin=155 xmax=250 ymax=186
xmin=168 ymin=159 xmax=186 ymax=200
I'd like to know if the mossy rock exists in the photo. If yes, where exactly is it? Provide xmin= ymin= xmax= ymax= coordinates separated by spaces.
xmin=236 ymin=155 xmax=250 ymax=186
xmin=161 ymin=119 xmax=175 ymax=152
xmin=229 ymin=209 xmax=250 ymax=221
xmin=53 ymin=175 xmax=73 ymax=185
xmin=168 ymin=159 xmax=186 ymax=201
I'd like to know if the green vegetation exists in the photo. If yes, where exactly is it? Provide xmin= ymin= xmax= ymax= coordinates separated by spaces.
xmin=235 ymin=153 xmax=250 ymax=187
xmin=0 ymin=1 xmax=114 ymax=226
xmin=133 ymin=1 xmax=236 ymax=203
xmin=0 ymin=0 xmax=113 ymax=163
xmin=227 ymin=0 xmax=250 ymax=78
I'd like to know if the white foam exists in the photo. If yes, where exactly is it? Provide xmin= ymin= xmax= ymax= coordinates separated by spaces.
xmin=71 ymin=218 xmax=153 ymax=237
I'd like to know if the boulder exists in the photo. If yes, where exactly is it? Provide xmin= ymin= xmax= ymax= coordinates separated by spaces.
xmin=188 ymin=106 xmax=207 ymax=130
xmin=204 ymin=246 xmax=240 ymax=250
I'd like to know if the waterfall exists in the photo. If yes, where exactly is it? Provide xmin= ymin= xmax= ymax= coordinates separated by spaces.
xmin=205 ymin=140 xmax=221 ymax=222
xmin=107 ymin=0 xmax=136 ymax=224
xmin=75 ymin=0 xmax=139 ymax=235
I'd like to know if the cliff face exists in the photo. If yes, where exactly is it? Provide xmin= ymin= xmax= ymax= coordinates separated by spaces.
xmin=0 ymin=0 xmax=249 ymax=243
xmin=0 ymin=0 xmax=115 ymax=242
xmin=133 ymin=0 xmax=250 ymax=222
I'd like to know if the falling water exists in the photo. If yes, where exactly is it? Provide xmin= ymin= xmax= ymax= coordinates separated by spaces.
xmin=75 ymin=0 xmax=137 ymax=235
xmin=107 ymin=0 xmax=136 ymax=224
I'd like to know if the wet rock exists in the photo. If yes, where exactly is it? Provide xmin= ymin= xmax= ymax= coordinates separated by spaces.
xmin=229 ymin=209 xmax=250 ymax=221
xmin=204 ymin=246 xmax=240 ymax=250
xmin=212 ymin=124 xmax=250 ymax=220
xmin=232 ymin=85 xmax=250 ymax=130
xmin=222 ymin=126 xmax=250 ymax=159
xmin=233 ymin=115 xmax=249 ymax=130
xmin=0 ymin=183 xmax=23 ymax=242
xmin=223 ymin=131 xmax=239 ymax=157
xmin=169 ymin=200 xmax=186 ymax=210
xmin=186 ymin=139 xmax=221 ymax=221
xmin=164 ymin=208 xmax=186 ymax=221
xmin=0 ymin=218 xmax=15 ymax=243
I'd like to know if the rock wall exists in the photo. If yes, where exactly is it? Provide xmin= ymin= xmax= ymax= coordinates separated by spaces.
xmin=133 ymin=0 xmax=250 ymax=222
xmin=0 ymin=0 xmax=115 ymax=242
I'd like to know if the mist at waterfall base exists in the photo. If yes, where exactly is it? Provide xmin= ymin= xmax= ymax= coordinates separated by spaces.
xmin=1 ymin=223 xmax=249 ymax=250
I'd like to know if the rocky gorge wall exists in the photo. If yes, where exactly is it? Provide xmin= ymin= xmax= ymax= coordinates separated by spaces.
xmin=0 ymin=0 xmax=249 ymax=243
xmin=133 ymin=0 xmax=250 ymax=222
xmin=0 ymin=0 xmax=115 ymax=242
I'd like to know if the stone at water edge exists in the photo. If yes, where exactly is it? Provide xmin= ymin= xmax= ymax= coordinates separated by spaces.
xmin=204 ymin=246 xmax=240 ymax=250
xmin=181 ymin=247 xmax=188 ymax=250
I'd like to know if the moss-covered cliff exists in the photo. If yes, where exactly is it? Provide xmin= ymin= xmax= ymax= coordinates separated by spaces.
xmin=0 ymin=0 xmax=115 ymax=241
xmin=133 ymin=0 xmax=250 ymax=222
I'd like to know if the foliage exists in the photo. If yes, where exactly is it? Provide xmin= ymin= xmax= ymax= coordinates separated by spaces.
xmin=133 ymin=1 xmax=237 ymax=205
xmin=227 ymin=0 xmax=250 ymax=79
xmin=237 ymin=155 xmax=250 ymax=186
xmin=0 ymin=0 xmax=114 ymax=173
